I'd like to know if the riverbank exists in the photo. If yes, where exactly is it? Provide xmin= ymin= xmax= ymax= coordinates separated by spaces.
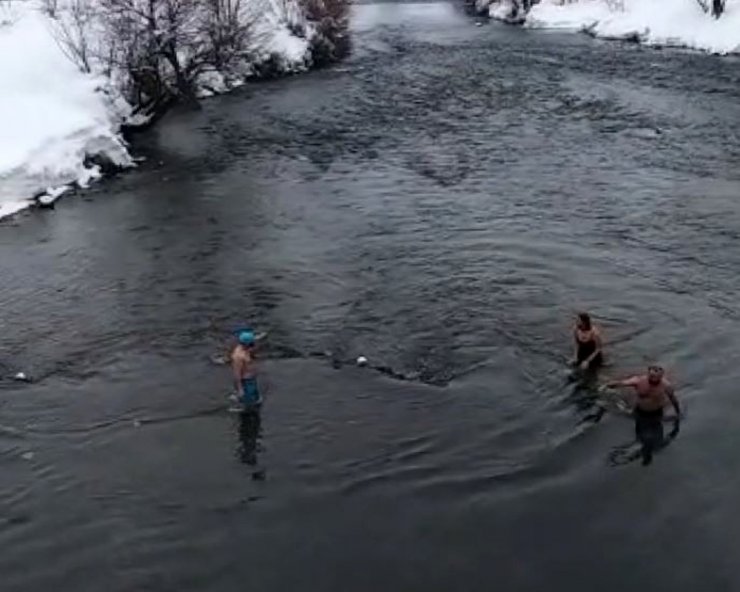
xmin=479 ymin=0 xmax=740 ymax=54
xmin=2 ymin=4 xmax=739 ymax=588
xmin=0 ymin=0 xmax=346 ymax=220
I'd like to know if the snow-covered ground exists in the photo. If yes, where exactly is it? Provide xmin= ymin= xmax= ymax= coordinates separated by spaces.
xmin=527 ymin=0 xmax=740 ymax=54
xmin=483 ymin=0 xmax=740 ymax=54
xmin=0 ymin=0 xmax=314 ymax=220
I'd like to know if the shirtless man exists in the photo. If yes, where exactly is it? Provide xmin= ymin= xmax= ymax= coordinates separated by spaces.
xmin=231 ymin=330 xmax=262 ymax=407
xmin=606 ymin=365 xmax=681 ymax=465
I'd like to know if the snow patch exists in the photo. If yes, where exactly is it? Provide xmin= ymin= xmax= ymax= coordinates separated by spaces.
xmin=37 ymin=185 xmax=72 ymax=207
xmin=525 ymin=0 xmax=740 ymax=54
xmin=252 ymin=0 xmax=312 ymax=70
xmin=490 ymin=0 xmax=519 ymax=20
xmin=268 ymin=26 xmax=311 ymax=65
xmin=524 ymin=0 xmax=611 ymax=29
xmin=0 ymin=199 xmax=31 ymax=220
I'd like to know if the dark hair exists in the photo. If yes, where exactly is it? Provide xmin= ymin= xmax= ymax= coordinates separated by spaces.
xmin=578 ymin=313 xmax=592 ymax=330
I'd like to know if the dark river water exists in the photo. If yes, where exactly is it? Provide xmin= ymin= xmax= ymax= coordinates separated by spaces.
xmin=2 ymin=3 xmax=740 ymax=590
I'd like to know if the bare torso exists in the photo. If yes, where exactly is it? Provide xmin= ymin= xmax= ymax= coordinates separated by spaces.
xmin=232 ymin=345 xmax=256 ymax=380
xmin=631 ymin=377 xmax=671 ymax=412
xmin=575 ymin=327 xmax=597 ymax=344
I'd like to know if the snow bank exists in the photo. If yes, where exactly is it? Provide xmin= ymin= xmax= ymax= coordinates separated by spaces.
xmin=0 ymin=4 xmax=132 ymax=219
xmin=525 ymin=0 xmax=740 ymax=54
xmin=0 ymin=0 xmax=318 ymax=220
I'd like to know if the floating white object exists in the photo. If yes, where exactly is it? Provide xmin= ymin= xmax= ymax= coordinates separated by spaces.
xmin=356 ymin=356 xmax=368 ymax=367
xmin=21 ymin=452 xmax=34 ymax=461
xmin=133 ymin=420 xmax=142 ymax=428
xmin=14 ymin=372 xmax=27 ymax=381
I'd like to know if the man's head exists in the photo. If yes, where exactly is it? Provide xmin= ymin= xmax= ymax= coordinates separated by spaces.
xmin=237 ymin=330 xmax=255 ymax=348
xmin=577 ymin=312 xmax=592 ymax=331
xmin=647 ymin=365 xmax=664 ymax=385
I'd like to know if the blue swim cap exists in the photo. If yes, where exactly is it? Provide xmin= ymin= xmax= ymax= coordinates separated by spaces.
xmin=237 ymin=331 xmax=255 ymax=346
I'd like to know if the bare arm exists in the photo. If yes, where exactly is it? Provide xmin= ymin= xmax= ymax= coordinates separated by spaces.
xmin=605 ymin=375 xmax=640 ymax=389
xmin=584 ymin=329 xmax=603 ymax=365
xmin=232 ymin=357 xmax=244 ymax=393
xmin=666 ymin=383 xmax=681 ymax=418
xmin=571 ymin=329 xmax=580 ymax=363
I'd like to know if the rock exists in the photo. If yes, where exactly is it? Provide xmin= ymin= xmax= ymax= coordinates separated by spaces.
xmin=83 ymin=152 xmax=121 ymax=176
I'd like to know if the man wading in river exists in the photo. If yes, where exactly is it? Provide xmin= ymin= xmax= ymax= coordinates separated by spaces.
xmin=230 ymin=330 xmax=262 ymax=409
xmin=606 ymin=365 xmax=681 ymax=465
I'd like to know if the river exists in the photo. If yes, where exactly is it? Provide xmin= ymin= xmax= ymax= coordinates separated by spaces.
xmin=1 ymin=2 xmax=740 ymax=591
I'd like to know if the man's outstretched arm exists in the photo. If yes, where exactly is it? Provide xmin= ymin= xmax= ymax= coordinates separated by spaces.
xmin=605 ymin=376 xmax=640 ymax=389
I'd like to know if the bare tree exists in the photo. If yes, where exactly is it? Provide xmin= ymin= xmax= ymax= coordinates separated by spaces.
xmin=39 ymin=0 xmax=352 ymax=117
xmin=96 ymin=0 xmax=257 ymax=108
xmin=47 ymin=0 xmax=96 ymax=72
xmin=201 ymin=0 xmax=258 ymax=73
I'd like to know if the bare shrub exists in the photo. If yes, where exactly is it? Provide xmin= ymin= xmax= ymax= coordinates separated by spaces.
xmin=201 ymin=0 xmax=259 ymax=73
xmin=299 ymin=0 xmax=350 ymax=65
xmin=41 ymin=0 xmax=352 ymax=116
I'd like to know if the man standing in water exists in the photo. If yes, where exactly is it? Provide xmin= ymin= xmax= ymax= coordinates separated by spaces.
xmin=231 ymin=330 xmax=262 ymax=408
xmin=606 ymin=365 xmax=681 ymax=465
